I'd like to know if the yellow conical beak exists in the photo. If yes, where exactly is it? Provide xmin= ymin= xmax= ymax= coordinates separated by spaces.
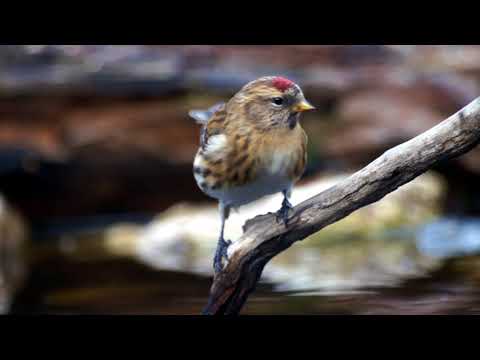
xmin=292 ymin=100 xmax=315 ymax=113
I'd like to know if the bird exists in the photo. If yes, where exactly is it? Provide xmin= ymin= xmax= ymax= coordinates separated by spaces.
xmin=189 ymin=76 xmax=315 ymax=273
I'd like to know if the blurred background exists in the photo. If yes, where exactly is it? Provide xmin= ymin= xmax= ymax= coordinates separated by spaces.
xmin=2 ymin=45 xmax=480 ymax=314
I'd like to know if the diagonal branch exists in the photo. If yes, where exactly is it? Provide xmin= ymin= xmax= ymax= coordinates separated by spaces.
xmin=202 ymin=96 xmax=480 ymax=315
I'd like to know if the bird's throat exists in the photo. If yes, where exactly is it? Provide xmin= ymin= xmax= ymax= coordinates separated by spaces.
xmin=287 ymin=113 xmax=298 ymax=130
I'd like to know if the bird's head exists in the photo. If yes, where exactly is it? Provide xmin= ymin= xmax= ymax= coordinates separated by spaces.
xmin=229 ymin=76 xmax=315 ymax=131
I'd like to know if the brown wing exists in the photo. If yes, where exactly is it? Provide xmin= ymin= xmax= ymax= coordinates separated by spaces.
xmin=201 ymin=103 xmax=228 ymax=150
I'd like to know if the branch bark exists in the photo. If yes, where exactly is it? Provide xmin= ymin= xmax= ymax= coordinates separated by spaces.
xmin=202 ymin=96 xmax=480 ymax=315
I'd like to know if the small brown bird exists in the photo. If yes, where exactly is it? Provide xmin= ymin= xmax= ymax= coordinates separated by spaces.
xmin=189 ymin=76 xmax=315 ymax=272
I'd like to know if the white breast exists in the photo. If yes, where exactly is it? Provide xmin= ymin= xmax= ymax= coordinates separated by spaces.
xmin=207 ymin=150 xmax=295 ymax=208
xmin=268 ymin=151 xmax=293 ymax=175
xmin=206 ymin=173 xmax=293 ymax=208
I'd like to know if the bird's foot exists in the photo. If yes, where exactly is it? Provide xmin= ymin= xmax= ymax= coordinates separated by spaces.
xmin=276 ymin=197 xmax=293 ymax=226
xmin=213 ymin=237 xmax=232 ymax=273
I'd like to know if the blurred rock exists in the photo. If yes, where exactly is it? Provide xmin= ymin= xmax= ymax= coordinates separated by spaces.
xmin=178 ymin=45 xmax=399 ymax=69
xmin=325 ymin=90 xmax=444 ymax=165
xmin=0 ymin=45 xmax=185 ymax=97
xmin=0 ymin=195 xmax=28 ymax=313
xmin=0 ymin=45 xmax=402 ymax=98
xmin=0 ymin=95 xmax=221 ymax=220
xmin=405 ymin=45 xmax=480 ymax=79
xmin=323 ymin=75 xmax=480 ymax=173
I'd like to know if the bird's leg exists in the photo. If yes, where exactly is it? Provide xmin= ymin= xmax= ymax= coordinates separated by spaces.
xmin=276 ymin=189 xmax=293 ymax=226
xmin=213 ymin=203 xmax=232 ymax=273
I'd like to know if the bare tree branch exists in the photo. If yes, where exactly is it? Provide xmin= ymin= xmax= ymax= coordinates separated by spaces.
xmin=202 ymin=96 xmax=480 ymax=315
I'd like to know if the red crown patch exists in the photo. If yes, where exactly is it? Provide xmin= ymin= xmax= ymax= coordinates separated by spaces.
xmin=272 ymin=77 xmax=294 ymax=92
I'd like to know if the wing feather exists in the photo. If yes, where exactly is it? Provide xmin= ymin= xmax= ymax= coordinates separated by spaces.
xmin=188 ymin=102 xmax=225 ymax=124
xmin=189 ymin=102 xmax=227 ymax=150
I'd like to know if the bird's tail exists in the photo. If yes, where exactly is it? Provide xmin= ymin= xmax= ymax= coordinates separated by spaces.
xmin=188 ymin=102 xmax=225 ymax=125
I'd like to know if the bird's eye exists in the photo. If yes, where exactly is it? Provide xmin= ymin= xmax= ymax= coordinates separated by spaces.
xmin=272 ymin=97 xmax=284 ymax=106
